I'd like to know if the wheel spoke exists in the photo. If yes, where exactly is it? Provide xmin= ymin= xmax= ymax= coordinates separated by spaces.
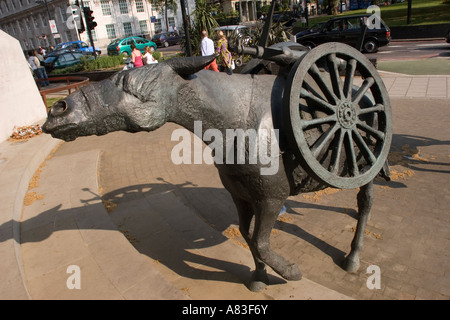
xmin=311 ymin=124 xmax=340 ymax=158
xmin=303 ymin=80 xmax=327 ymax=101
xmin=309 ymin=63 xmax=339 ymax=105
xmin=356 ymin=120 xmax=385 ymax=141
xmin=358 ymin=103 xmax=385 ymax=115
xmin=343 ymin=59 xmax=357 ymax=100
xmin=330 ymin=128 xmax=345 ymax=175
xmin=300 ymin=88 xmax=336 ymax=114
xmin=352 ymin=128 xmax=377 ymax=165
xmin=345 ymin=131 xmax=359 ymax=176
xmin=327 ymin=53 xmax=344 ymax=100
xmin=352 ymin=77 xmax=374 ymax=104
xmin=300 ymin=114 xmax=337 ymax=130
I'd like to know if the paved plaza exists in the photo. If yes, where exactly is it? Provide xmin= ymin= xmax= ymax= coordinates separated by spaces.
xmin=0 ymin=73 xmax=449 ymax=300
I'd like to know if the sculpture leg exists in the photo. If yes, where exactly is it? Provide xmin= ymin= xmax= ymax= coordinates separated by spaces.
xmin=344 ymin=180 xmax=374 ymax=272
xmin=251 ymin=199 xmax=302 ymax=282
xmin=231 ymin=195 xmax=269 ymax=292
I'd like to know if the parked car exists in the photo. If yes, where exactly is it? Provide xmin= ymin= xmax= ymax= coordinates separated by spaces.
xmin=215 ymin=25 xmax=254 ymax=46
xmin=44 ymin=51 xmax=88 ymax=72
xmin=296 ymin=14 xmax=391 ymax=53
xmin=107 ymin=36 xmax=157 ymax=56
xmin=54 ymin=41 xmax=101 ymax=55
xmin=446 ymin=29 xmax=450 ymax=44
xmin=151 ymin=32 xmax=182 ymax=48
xmin=295 ymin=22 xmax=325 ymax=38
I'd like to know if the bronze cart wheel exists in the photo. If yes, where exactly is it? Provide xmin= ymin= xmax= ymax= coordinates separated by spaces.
xmin=283 ymin=42 xmax=392 ymax=189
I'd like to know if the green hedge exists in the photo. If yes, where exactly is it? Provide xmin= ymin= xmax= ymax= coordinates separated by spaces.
xmin=50 ymin=54 xmax=126 ymax=75
xmin=81 ymin=54 xmax=125 ymax=71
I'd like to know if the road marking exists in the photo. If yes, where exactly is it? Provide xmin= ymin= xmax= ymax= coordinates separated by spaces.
xmin=415 ymin=43 xmax=448 ymax=47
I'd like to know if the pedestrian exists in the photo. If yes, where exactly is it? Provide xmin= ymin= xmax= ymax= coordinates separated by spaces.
xmin=143 ymin=46 xmax=158 ymax=65
xmin=216 ymin=30 xmax=233 ymax=75
xmin=201 ymin=30 xmax=219 ymax=72
xmin=34 ymin=49 xmax=45 ymax=65
xmin=130 ymin=43 xmax=144 ymax=68
xmin=38 ymin=45 xmax=46 ymax=56
xmin=27 ymin=49 xmax=49 ymax=87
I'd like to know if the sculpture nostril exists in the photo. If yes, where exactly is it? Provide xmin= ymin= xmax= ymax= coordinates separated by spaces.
xmin=51 ymin=100 xmax=68 ymax=116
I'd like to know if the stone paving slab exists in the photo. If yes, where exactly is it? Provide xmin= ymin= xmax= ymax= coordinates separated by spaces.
xmin=380 ymin=73 xmax=450 ymax=98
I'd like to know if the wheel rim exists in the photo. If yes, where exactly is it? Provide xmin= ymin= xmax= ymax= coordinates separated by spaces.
xmin=364 ymin=41 xmax=376 ymax=53
xmin=283 ymin=42 xmax=392 ymax=189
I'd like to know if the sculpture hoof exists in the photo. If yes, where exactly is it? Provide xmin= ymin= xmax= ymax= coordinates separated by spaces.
xmin=278 ymin=263 xmax=302 ymax=281
xmin=248 ymin=280 xmax=268 ymax=292
xmin=343 ymin=256 xmax=360 ymax=273
xmin=248 ymin=270 xmax=269 ymax=292
xmin=283 ymin=263 xmax=303 ymax=281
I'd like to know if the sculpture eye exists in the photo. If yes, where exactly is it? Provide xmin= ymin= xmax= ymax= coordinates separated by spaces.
xmin=51 ymin=100 xmax=67 ymax=116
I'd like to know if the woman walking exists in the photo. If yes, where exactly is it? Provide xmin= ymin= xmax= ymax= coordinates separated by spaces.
xmin=216 ymin=30 xmax=233 ymax=75
xmin=131 ymin=43 xmax=144 ymax=68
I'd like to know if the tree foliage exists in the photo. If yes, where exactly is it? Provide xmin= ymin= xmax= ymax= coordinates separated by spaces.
xmin=147 ymin=0 xmax=178 ymax=32
xmin=180 ymin=0 xmax=219 ymax=56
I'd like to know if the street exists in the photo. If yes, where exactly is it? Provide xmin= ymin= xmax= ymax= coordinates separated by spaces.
xmin=156 ymin=39 xmax=450 ymax=62
xmin=368 ymin=39 xmax=450 ymax=61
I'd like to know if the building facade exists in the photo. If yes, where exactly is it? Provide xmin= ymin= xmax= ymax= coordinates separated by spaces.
xmin=0 ymin=0 xmax=194 ymax=52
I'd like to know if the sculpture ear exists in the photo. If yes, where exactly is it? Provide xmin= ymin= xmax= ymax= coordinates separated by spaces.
xmin=165 ymin=55 xmax=216 ymax=77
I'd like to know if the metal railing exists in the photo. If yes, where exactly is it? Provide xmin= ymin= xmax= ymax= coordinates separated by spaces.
xmin=36 ymin=76 xmax=90 ymax=110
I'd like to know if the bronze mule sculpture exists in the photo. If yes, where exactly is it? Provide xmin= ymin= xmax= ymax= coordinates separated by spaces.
xmin=43 ymin=46 xmax=392 ymax=291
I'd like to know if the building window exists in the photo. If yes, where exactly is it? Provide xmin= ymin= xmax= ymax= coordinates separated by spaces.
xmin=123 ymin=22 xmax=132 ymax=37
xmin=33 ymin=15 xmax=39 ymax=29
xmin=168 ymin=17 xmax=175 ymax=30
xmin=135 ymin=0 xmax=144 ymax=13
xmin=155 ymin=19 xmax=162 ymax=34
xmin=101 ymin=0 xmax=111 ymax=16
xmin=17 ymin=20 xmax=23 ymax=33
xmin=139 ymin=20 xmax=148 ymax=34
xmin=60 ymin=6 xmax=67 ymax=24
xmin=106 ymin=24 xmax=116 ymax=39
xmin=41 ymin=13 xmax=48 ymax=27
xmin=65 ymin=31 xmax=73 ymax=42
xmin=118 ymin=0 xmax=129 ymax=14
xmin=25 ymin=18 xmax=31 ymax=31
xmin=90 ymin=29 xmax=97 ymax=41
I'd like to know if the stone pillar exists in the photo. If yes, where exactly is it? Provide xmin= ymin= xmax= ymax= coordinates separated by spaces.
xmin=0 ymin=31 xmax=47 ymax=143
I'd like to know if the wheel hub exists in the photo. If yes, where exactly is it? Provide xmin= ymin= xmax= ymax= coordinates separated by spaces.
xmin=337 ymin=101 xmax=357 ymax=129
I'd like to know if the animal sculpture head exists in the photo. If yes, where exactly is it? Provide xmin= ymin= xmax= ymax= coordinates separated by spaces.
xmin=42 ymin=56 xmax=215 ymax=141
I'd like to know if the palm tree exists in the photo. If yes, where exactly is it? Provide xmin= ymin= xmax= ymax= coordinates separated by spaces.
xmin=180 ymin=0 xmax=219 ymax=56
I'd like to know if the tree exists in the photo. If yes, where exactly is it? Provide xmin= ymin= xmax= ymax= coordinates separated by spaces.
xmin=181 ymin=0 xmax=219 ymax=56
xmin=148 ymin=0 xmax=178 ymax=32
xmin=330 ymin=0 xmax=339 ymax=15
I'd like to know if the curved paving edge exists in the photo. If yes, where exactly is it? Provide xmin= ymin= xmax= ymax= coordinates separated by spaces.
xmin=18 ymin=143 xmax=190 ymax=300
xmin=0 ymin=130 xmax=61 ymax=299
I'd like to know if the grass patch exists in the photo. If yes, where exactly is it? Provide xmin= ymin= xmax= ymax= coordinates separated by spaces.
xmin=378 ymin=58 xmax=450 ymax=75
xmin=45 ymin=97 xmax=62 ymax=109
xmin=296 ymin=0 xmax=450 ymax=28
